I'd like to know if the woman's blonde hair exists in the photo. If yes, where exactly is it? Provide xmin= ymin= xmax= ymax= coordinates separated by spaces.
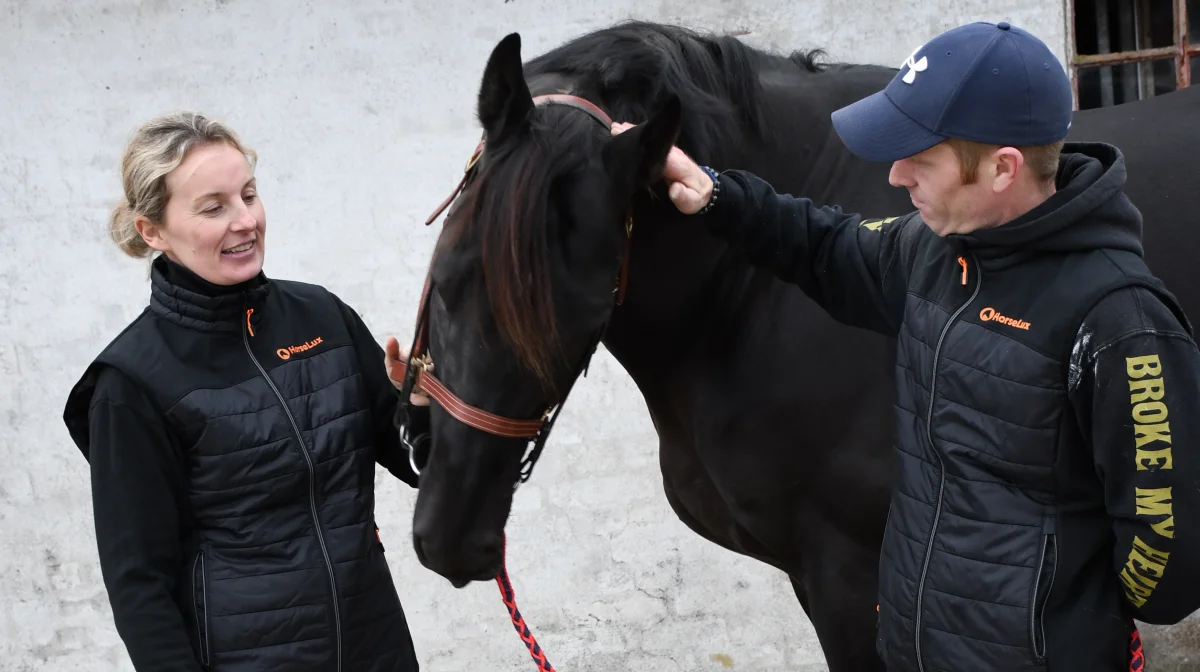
xmin=109 ymin=112 xmax=257 ymax=258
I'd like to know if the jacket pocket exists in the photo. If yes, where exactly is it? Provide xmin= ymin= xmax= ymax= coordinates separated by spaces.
xmin=1029 ymin=519 xmax=1057 ymax=664
xmin=877 ymin=504 xmax=893 ymax=632
xmin=192 ymin=551 xmax=211 ymax=666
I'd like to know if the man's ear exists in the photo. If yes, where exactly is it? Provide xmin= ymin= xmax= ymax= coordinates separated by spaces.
xmin=602 ymin=95 xmax=682 ymax=200
xmin=991 ymin=146 xmax=1025 ymax=192
xmin=476 ymin=33 xmax=534 ymax=144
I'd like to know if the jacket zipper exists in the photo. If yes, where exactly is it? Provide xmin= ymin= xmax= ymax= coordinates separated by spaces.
xmin=192 ymin=551 xmax=211 ymax=666
xmin=1030 ymin=516 xmax=1057 ymax=663
xmin=914 ymin=254 xmax=981 ymax=672
xmin=241 ymin=305 xmax=342 ymax=672
xmin=877 ymin=505 xmax=894 ymax=621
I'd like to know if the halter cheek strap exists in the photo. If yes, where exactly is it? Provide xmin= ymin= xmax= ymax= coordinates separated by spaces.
xmin=392 ymin=93 xmax=631 ymax=476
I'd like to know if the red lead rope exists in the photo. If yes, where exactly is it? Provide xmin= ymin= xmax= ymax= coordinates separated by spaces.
xmin=1129 ymin=623 xmax=1144 ymax=672
xmin=495 ymin=534 xmax=556 ymax=672
xmin=495 ymin=534 xmax=1142 ymax=672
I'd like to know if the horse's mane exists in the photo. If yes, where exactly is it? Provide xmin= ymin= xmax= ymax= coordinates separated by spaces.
xmin=458 ymin=22 xmax=828 ymax=390
xmin=526 ymin=21 xmax=827 ymax=164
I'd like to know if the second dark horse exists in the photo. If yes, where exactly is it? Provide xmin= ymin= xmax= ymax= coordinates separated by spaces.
xmin=403 ymin=22 xmax=1200 ymax=671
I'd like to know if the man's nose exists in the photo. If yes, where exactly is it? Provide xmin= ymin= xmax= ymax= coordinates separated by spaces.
xmin=888 ymin=160 xmax=913 ymax=188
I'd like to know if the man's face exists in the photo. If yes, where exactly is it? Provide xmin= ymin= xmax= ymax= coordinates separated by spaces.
xmin=887 ymin=141 xmax=998 ymax=236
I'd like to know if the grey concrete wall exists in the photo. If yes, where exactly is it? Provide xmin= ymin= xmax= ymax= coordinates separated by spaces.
xmin=5 ymin=1 xmax=1191 ymax=670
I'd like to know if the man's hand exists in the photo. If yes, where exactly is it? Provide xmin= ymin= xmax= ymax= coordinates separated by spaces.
xmin=611 ymin=121 xmax=714 ymax=215
xmin=384 ymin=336 xmax=430 ymax=406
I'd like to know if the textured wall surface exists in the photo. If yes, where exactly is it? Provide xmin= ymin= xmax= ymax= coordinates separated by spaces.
xmin=3 ymin=0 xmax=1195 ymax=670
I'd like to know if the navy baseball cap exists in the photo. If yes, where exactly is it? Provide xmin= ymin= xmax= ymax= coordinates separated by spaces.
xmin=831 ymin=21 xmax=1073 ymax=163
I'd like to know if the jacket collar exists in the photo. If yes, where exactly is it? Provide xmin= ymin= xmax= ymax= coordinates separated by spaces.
xmin=148 ymin=254 xmax=270 ymax=333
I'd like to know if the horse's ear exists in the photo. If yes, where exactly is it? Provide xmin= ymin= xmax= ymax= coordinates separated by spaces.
xmin=477 ymin=33 xmax=534 ymax=143
xmin=602 ymin=95 xmax=683 ymax=199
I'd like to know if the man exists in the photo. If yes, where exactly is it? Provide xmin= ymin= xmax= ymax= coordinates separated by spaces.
xmin=613 ymin=20 xmax=1200 ymax=671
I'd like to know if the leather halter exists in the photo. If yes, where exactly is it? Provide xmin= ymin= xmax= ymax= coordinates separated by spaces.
xmin=393 ymin=93 xmax=630 ymax=483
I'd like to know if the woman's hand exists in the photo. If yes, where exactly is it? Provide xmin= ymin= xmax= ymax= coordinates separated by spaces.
xmin=384 ymin=336 xmax=430 ymax=406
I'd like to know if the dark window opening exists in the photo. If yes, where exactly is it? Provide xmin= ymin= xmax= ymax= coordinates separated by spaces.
xmin=1070 ymin=0 xmax=1197 ymax=109
xmin=1077 ymin=58 xmax=1177 ymax=108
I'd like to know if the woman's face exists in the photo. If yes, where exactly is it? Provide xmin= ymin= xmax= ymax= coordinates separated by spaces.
xmin=138 ymin=142 xmax=266 ymax=285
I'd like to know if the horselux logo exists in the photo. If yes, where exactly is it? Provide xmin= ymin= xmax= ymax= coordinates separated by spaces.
xmin=277 ymin=336 xmax=324 ymax=360
xmin=979 ymin=307 xmax=1031 ymax=330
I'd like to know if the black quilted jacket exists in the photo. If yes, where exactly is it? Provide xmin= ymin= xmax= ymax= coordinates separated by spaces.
xmin=700 ymin=142 xmax=1200 ymax=671
xmin=64 ymin=255 xmax=422 ymax=672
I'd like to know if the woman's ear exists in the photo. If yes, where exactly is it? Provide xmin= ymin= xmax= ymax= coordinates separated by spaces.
xmin=135 ymin=215 xmax=171 ymax=253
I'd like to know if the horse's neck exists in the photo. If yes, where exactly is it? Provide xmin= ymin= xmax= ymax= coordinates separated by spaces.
xmin=601 ymin=194 xmax=779 ymax=428
xmin=602 ymin=133 xmax=831 ymax=395
xmin=600 ymin=62 xmax=901 ymax=415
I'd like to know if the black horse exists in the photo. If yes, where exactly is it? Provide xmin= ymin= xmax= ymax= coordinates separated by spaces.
xmin=405 ymin=21 xmax=1199 ymax=671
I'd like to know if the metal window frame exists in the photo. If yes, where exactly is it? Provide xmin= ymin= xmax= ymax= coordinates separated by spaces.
xmin=1067 ymin=0 xmax=1199 ymax=108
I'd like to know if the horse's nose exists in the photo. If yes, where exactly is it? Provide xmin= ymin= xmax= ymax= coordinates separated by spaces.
xmin=473 ymin=533 xmax=502 ymax=565
xmin=411 ymin=531 xmax=432 ymax=568
xmin=412 ymin=529 xmax=503 ymax=585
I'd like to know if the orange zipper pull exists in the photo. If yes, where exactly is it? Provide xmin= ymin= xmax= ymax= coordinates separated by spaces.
xmin=957 ymin=257 xmax=968 ymax=286
xmin=246 ymin=308 xmax=255 ymax=337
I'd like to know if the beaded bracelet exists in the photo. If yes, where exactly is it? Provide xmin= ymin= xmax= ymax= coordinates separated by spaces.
xmin=695 ymin=165 xmax=721 ymax=215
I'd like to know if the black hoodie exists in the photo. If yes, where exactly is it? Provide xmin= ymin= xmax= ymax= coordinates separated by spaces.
xmin=699 ymin=142 xmax=1200 ymax=670
xmin=952 ymin=142 xmax=1145 ymax=256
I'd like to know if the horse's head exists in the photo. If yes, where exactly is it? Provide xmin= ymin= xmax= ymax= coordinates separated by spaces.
xmin=409 ymin=32 xmax=681 ymax=586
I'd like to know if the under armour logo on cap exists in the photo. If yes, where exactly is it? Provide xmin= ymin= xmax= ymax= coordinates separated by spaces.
xmin=902 ymin=45 xmax=928 ymax=84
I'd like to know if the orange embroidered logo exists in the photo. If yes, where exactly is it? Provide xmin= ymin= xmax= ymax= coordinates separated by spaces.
xmin=276 ymin=337 xmax=324 ymax=360
xmin=979 ymin=307 xmax=1031 ymax=330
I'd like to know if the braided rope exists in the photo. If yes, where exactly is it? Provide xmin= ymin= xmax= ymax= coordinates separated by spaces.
xmin=495 ymin=534 xmax=556 ymax=672
xmin=494 ymin=535 xmax=1151 ymax=672
xmin=1129 ymin=623 xmax=1145 ymax=672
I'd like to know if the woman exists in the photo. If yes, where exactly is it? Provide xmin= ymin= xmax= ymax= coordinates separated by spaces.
xmin=62 ymin=112 xmax=428 ymax=672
